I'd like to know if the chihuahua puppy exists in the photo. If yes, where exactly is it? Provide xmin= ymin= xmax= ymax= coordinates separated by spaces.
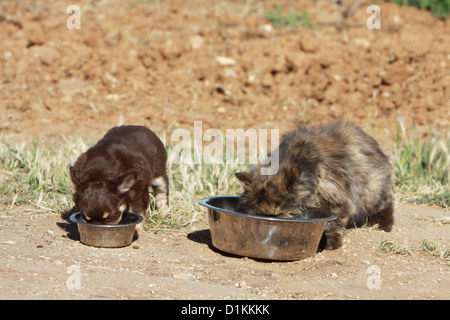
xmin=70 ymin=125 xmax=169 ymax=235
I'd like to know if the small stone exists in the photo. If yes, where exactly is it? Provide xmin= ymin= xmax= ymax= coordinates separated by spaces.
xmin=216 ymin=56 xmax=236 ymax=66
xmin=260 ymin=24 xmax=273 ymax=33
xmin=189 ymin=35 xmax=204 ymax=49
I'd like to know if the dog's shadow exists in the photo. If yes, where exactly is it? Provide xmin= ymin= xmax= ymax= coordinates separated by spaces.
xmin=57 ymin=206 xmax=80 ymax=241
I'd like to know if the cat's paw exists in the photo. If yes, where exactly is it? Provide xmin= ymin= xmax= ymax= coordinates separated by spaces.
xmin=324 ymin=234 xmax=343 ymax=250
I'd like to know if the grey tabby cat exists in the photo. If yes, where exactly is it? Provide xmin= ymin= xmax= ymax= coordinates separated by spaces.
xmin=235 ymin=121 xmax=394 ymax=250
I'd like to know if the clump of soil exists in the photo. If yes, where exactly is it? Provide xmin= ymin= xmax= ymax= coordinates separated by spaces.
xmin=1 ymin=0 xmax=448 ymax=144
xmin=0 ymin=0 xmax=448 ymax=301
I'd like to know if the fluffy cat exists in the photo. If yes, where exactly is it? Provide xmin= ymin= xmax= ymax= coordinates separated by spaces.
xmin=235 ymin=121 xmax=394 ymax=250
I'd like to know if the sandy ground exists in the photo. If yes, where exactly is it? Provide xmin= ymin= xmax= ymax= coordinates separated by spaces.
xmin=1 ymin=0 xmax=449 ymax=144
xmin=0 ymin=203 xmax=448 ymax=300
xmin=0 ymin=0 xmax=449 ymax=302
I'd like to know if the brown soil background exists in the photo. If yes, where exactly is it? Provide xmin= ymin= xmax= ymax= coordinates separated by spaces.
xmin=0 ymin=0 xmax=449 ymax=300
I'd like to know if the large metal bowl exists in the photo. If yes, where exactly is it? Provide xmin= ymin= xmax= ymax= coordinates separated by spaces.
xmin=70 ymin=212 xmax=143 ymax=248
xmin=199 ymin=196 xmax=336 ymax=261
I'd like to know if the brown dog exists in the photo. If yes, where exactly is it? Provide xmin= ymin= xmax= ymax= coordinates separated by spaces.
xmin=70 ymin=125 xmax=169 ymax=235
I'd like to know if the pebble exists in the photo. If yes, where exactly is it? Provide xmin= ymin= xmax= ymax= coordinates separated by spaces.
xmin=216 ymin=56 xmax=236 ymax=66
xmin=104 ymin=72 xmax=117 ymax=84
xmin=189 ymin=35 xmax=204 ymax=50
xmin=235 ymin=280 xmax=247 ymax=288
xmin=259 ymin=24 xmax=273 ymax=33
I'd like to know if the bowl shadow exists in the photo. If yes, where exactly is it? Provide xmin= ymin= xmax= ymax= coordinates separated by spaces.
xmin=57 ymin=205 xmax=80 ymax=241
xmin=187 ymin=229 xmax=244 ymax=260
xmin=187 ymin=228 xmax=327 ymax=262
xmin=187 ymin=229 xmax=308 ymax=263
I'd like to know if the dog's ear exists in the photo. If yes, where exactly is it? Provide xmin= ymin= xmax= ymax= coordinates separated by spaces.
xmin=117 ymin=171 xmax=138 ymax=194
xmin=235 ymin=172 xmax=252 ymax=186
xmin=69 ymin=166 xmax=80 ymax=187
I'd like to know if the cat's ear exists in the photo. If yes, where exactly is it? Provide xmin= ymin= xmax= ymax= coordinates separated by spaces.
xmin=235 ymin=172 xmax=252 ymax=186
xmin=284 ymin=165 xmax=301 ymax=188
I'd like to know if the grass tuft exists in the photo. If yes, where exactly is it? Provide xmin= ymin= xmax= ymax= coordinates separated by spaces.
xmin=0 ymin=139 xmax=87 ymax=210
xmin=378 ymin=238 xmax=449 ymax=260
xmin=378 ymin=239 xmax=413 ymax=255
xmin=393 ymin=124 xmax=449 ymax=208
xmin=266 ymin=5 xmax=312 ymax=27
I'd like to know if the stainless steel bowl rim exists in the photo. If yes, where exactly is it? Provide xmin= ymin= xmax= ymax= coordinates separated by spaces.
xmin=199 ymin=196 xmax=336 ymax=222
xmin=69 ymin=212 xmax=143 ymax=227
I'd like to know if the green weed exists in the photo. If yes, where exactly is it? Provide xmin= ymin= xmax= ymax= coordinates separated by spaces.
xmin=266 ymin=5 xmax=312 ymax=27
xmin=421 ymin=239 xmax=450 ymax=259
xmin=379 ymin=238 xmax=449 ymax=260
xmin=391 ymin=0 xmax=450 ymax=19
xmin=378 ymin=239 xmax=413 ymax=255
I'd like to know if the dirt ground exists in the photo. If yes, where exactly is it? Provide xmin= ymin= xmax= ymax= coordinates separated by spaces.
xmin=0 ymin=203 xmax=448 ymax=300
xmin=1 ymin=0 xmax=449 ymax=144
xmin=0 ymin=0 xmax=449 ymax=301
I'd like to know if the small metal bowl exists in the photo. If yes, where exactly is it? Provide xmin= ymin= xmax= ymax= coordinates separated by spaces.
xmin=199 ymin=196 xmax=336 ymax=261
xmin=70 ymin=212 xmax=143 ymax=248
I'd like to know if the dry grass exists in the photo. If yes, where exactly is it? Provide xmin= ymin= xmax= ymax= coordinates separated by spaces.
xmin=0 ymin=124 xmax=448 ymax=230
